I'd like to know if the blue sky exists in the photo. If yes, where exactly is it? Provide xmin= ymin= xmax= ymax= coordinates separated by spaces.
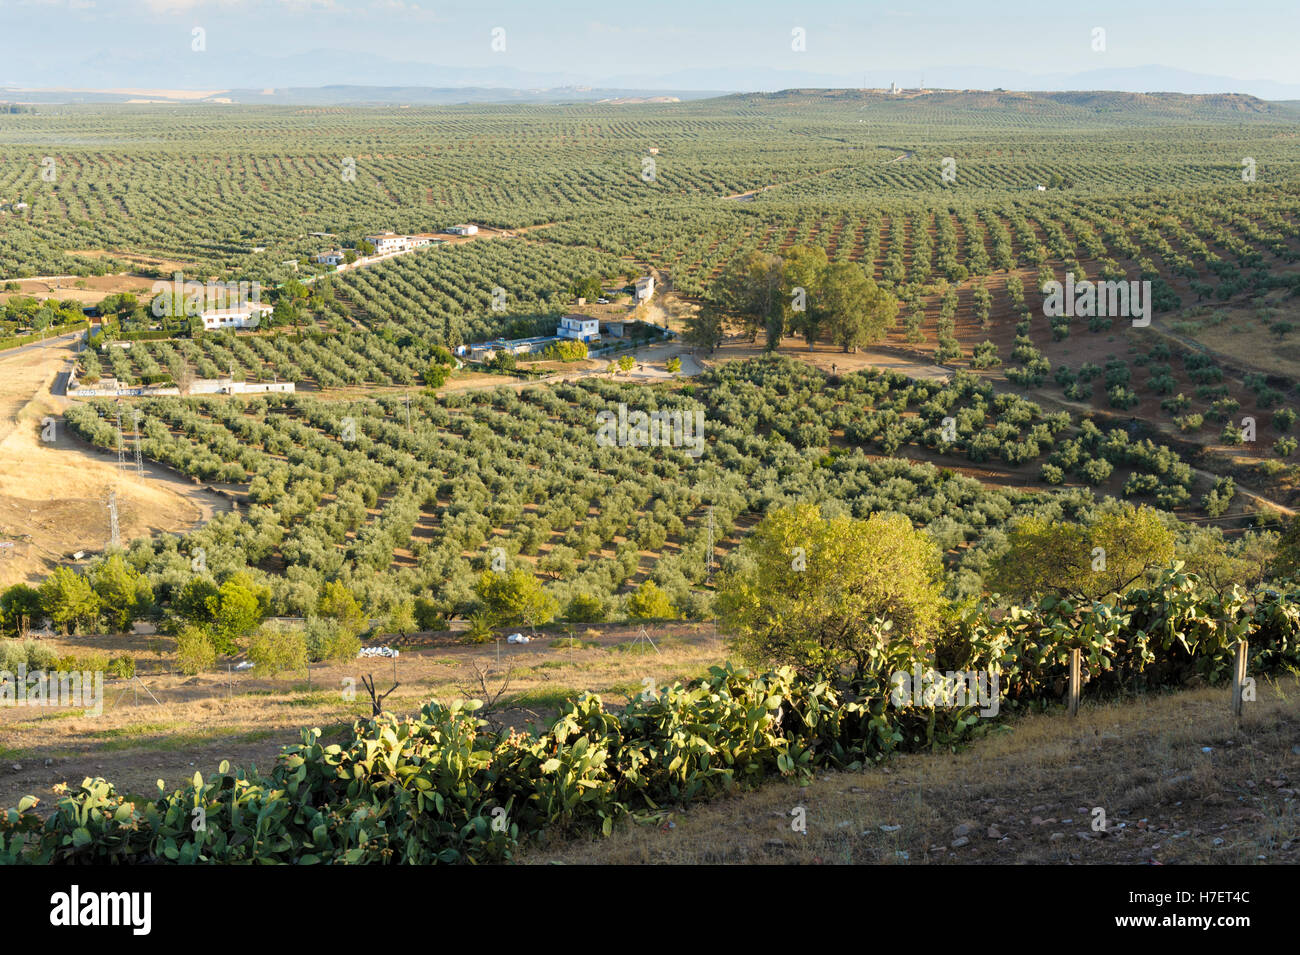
xmin=1 ymin=0 xmax=1296 ymax=93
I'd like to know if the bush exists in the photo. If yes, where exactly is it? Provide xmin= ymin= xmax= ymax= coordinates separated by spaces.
xmin=0 ymin=638 xmax=58 ymax=674
xmin=107 ymin=654 xmax=136 ymax=679
xmin=247 ymin=623 xmax=308 ymax=677
xmin=413 ymin=597 xmax=447 ymax=632
xmin=1079 ymin=457 xmax=1114 ymax=485
xmin=175 ymin=625 xmax=217 ymax=676
xmin=304 ymin=617 xmax=358 ymax=663
xmin=542 ymin=340 xmax=588 ymax=362
xmin=565 ymin=593 xmax=606 ymax=623
xmin=625 ymin=581 xmax=676 ymax=620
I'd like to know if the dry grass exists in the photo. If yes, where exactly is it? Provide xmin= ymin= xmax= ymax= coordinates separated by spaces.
xmin=523 ymin=677 xmax=1300 ymax=865
xmin=0 ymin=622 xmax=725 ymax=813
xmin=0 ymin=339 xmax=220 ymax=587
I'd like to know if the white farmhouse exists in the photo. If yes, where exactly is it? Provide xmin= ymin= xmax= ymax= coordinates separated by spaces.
xmin=366 ymin=232 xmax=408 ymax=255
xmin=633 ymin=275 xmax=655 ymax=303
xmin=445 ymin=224 xmax=479 ymax=236
xmin=314 ymin=250 xmax=346 ymax=266
xmin=200 ymin=304 xmax=272 ymax=331
xmin=557 ymin=314 xmax=601 ymax=342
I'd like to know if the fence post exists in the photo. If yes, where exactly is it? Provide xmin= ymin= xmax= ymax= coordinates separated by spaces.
xmin=1068 ymin=648 xmax=1081 ymax=718
xmin=1231 ymin=639 xmax=1248 ymax=718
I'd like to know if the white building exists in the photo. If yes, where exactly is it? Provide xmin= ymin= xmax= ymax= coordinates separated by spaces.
xmin=314 ymin=250 xmax=346 ymax=266
xmin=557 ymin=314 xmax=600 ymax=342
xmin=633 ymin=276 xmax=655 ymax=303
xmin=200 ymin=304 xmax=271 ymax=331
xmin=366 ymin=232 xmax=408 ymax=255
xmin=445 ymin=224 xmax=479 ymax=236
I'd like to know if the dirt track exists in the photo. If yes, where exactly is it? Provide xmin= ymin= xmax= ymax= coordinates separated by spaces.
xmin=0 ymin=337 xmax=227 ymax=586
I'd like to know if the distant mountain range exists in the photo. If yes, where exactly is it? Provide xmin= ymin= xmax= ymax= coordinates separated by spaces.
xmin=1 ymin=58 xmax=1298 ymax=104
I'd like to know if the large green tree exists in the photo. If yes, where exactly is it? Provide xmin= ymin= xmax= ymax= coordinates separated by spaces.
xmin=39 ymin=567 xmax=100 ymax=635
xmin=712 ymin=251 xmax=784 ymax=348
xmin=781 ymin=244 xmax=829 ymax=349
xmin=717 ymin=504 xmax=943 ymax=682
xmin=986 ymin=504 xmax=1176 ymax=601
xmin=476 ymin=568 xmax=557 ymax=631
xmin=89 ymin=552 xmax=153 ymax=633
xmin=0 ymin=583 xmax=42 ymax=637
xmin=205 ymin=573 xmax=270 ymax=653
xmin=820 ymin=262 xmax=899 ymax=352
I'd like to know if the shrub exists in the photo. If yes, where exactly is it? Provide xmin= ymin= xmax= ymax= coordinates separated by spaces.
xmin=1202 ymin=477 xmax=1236 ymax=517
xmin=0 ymin=638 xmax=58 ymax=673
xmin=565 ymin=593 xmax=606 ymax=623
xmin=247 ymin=623 xmax=308 ymax=677
xmin=305 ymin=616 xmax=359 ymax=662
xmin=107 ymin=654 xmax=136 ymax=679
xmin=1107 ymin=386 xmax=1140 ymax=410
xmin=1079 ymin=457 xmax=1113 ymax=485
xmin=175 ymin=626 xmax=217 ymax=676
xmin=625 ymin=581 xmax=676 ymax=620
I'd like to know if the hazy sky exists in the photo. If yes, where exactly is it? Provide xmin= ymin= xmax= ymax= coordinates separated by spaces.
xmin=1 ymin=0 xmax=1296 ymax=89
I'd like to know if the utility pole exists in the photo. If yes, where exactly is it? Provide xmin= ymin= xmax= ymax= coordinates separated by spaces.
xmin=106 ymin=489 xmax=120 ymax=551
xmin=114 ymin=406 xmax=125 ymax=469
xmin=132 ymin=409 xmax=143 ymax=476
xmin=706 ymin=505 xmax=714 ymax=579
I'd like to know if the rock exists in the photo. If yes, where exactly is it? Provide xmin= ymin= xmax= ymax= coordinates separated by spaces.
xmin=1076 ymin=831 xmax=1093 ymax=840
xmin=952 ymin=823 xmax=972 ymax=838
xmin=11 ymin=763 xmax=20 ymax=772
xmin=1213 ymin=838 xmax=1225 ymax=847
xmin=1049 ymin=832 xmax=1065 ymax=842
xmin=880 ymin=824 xmax=901 ymax=832
xmin=1032 ymin=804 xmax=1047 ymax=812
xmin=1031 ymin=815 xmax=1046 ymax=825
xmin=1292 ymin=745 xmax=1300 ymax=756
xmin=987 ymin=826 xmax=1003 ymax=839
xmin=950 ymin=836 xmax=970 ymax=849
xmin=44 ymin=759 xmax=52 ymax=767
